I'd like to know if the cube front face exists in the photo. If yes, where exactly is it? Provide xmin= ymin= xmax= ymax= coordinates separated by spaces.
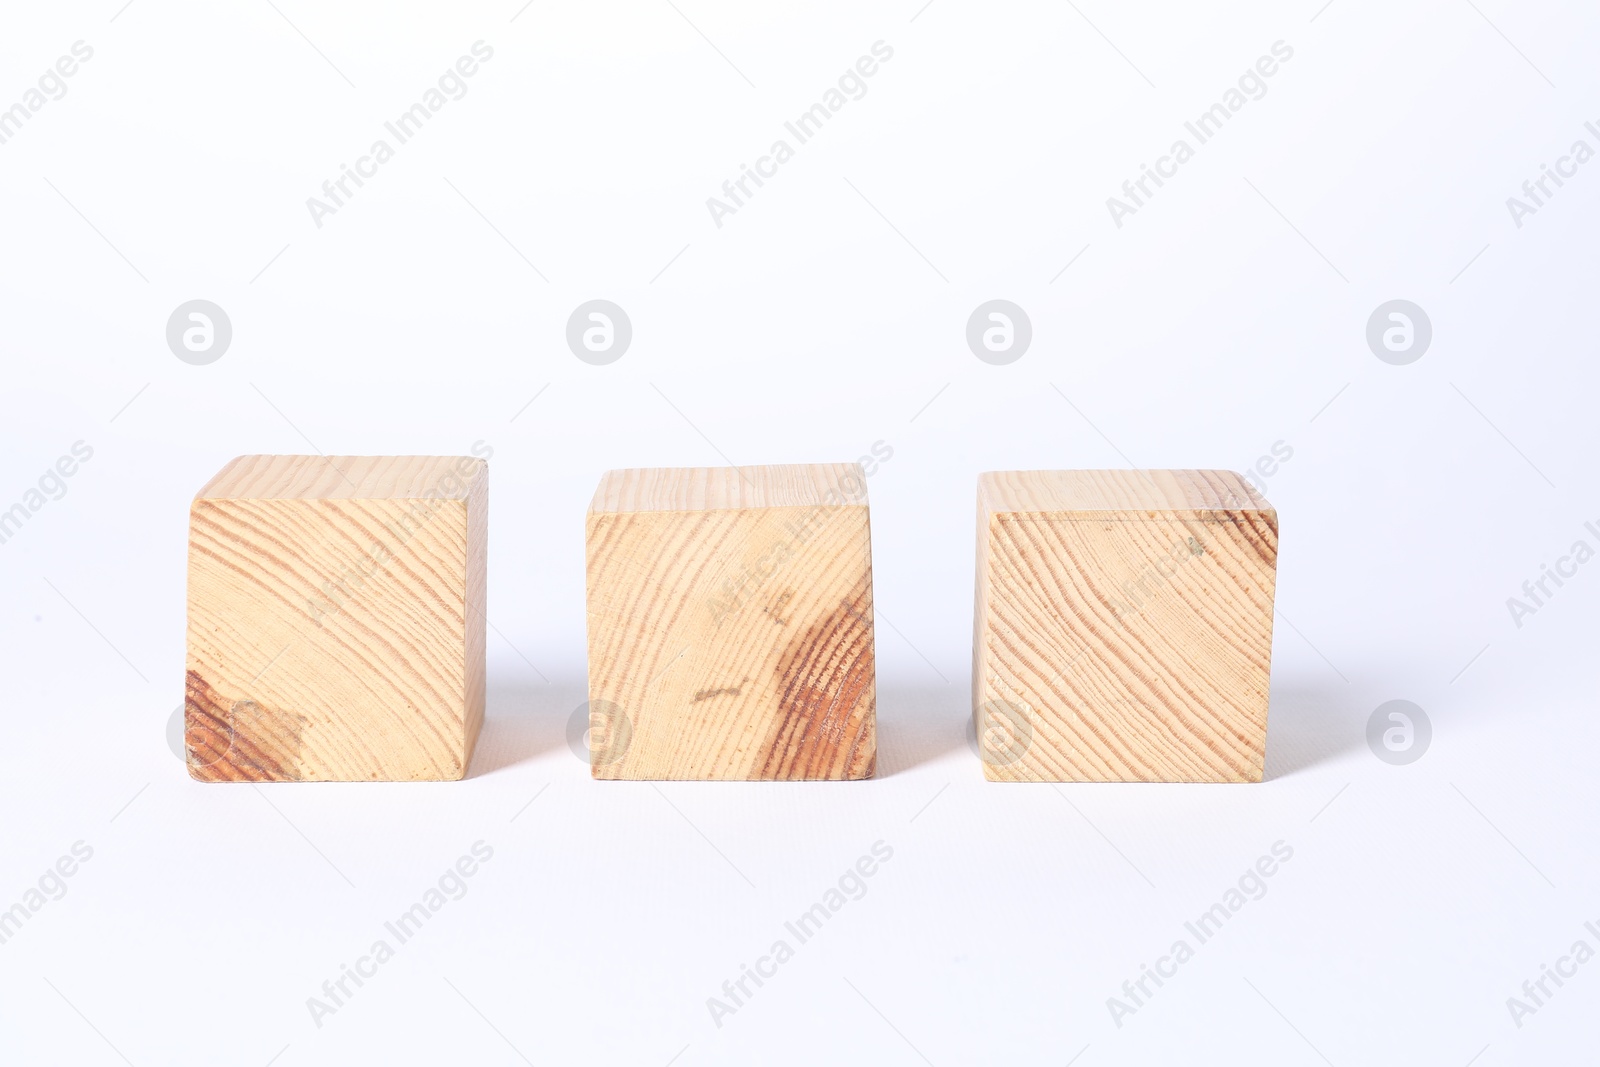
xmin=586 ymin=466 xmax=876 ymax=781
xmin=974 ymin=471 xmax=1277 ymax=783
xmin=185 ymin=456 xmax=486 ymax=782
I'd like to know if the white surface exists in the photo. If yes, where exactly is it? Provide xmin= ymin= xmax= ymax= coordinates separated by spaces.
xmin=2 ymin=1 xmax=1597 ymax=1064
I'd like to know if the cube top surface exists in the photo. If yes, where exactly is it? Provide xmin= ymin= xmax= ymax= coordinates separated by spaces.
xmin=590 ymin=463 xmax=866 ymax=514
xmin=197 ymin=455 xmax=485 ymax=501
xmin=979 ymin=469 xmax=1272 ymax=519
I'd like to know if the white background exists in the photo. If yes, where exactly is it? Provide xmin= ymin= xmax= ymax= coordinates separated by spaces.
xmin=2 ymin=1 xmax=1598 ymax=1063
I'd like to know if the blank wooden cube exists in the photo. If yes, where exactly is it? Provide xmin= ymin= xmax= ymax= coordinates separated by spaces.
xmin=585 ymin=464 xmax=875 ymax=780
xmin=186 ymin=455 xmax=487 ymax=782
xmin=973 ymin=470 xmax=1277 ymax=783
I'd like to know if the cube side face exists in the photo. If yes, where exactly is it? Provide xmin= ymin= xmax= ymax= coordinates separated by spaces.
xmin=186 ymin=496 xmax=473 ymax=782
xmin=460 ymin=471 xmax=488 ymax=778
xmin=586 ymin=503 xmax=875 ymax=780
xmin=978 ymin=511 xmax=1277 ymax=783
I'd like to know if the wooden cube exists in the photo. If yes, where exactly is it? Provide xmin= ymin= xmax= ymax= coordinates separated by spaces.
xmin=186 ymin=455 xmax=487 ymax=782
xmin=973 ymin=470 xmax=1277 ymax=783
xmin=585 ymin=464 xmax=876 ymax=780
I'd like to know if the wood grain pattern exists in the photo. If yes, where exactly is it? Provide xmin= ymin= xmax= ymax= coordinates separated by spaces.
xmin=973 ymin=470 xmax=1277 ymax=783
xmin=586 ymin=464 xmax=876 ymax=781
xmin=185 ymin=455 xmax=487 ymax=782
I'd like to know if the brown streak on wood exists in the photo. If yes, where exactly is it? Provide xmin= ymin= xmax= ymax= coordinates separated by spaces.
xmin=185 ymin=669 xmax=300 ymax=782
xmin=692 ymin=684 xmax=746 ymax=703
xmin=762 ymin=582 xmax=875 ymax=780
